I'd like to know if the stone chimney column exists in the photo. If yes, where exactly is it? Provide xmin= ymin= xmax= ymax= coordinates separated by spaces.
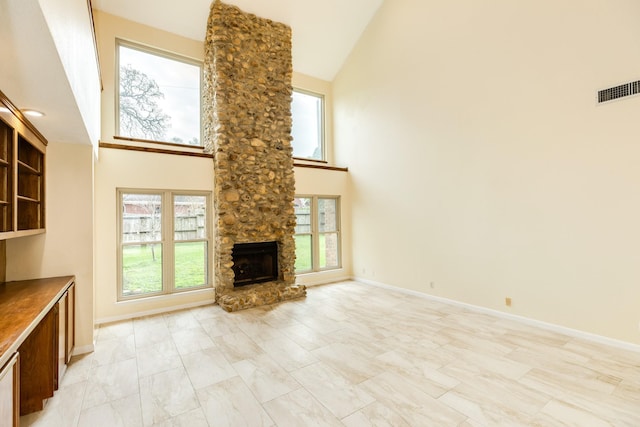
xmin=203 ymin=0 xmax=306 ymax=311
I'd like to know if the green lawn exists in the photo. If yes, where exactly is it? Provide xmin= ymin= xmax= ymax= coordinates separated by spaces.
xmin=294 ymin=234 xmax=331 ymax=272
xmin=122 ymin=242 xmax=205 ymax=295
xmin=294 ymin=235 xmax=312 ymax=271
xmin=175 ymin=242 xmax=206 ymax=288
xmin=123 ymin=235 xmax=335 ymax=295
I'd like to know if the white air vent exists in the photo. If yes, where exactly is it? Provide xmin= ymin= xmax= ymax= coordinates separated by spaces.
xmin=598 ymin=80 xmax=640 ymax=103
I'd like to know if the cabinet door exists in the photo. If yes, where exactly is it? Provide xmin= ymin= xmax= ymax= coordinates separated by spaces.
xmin=18 ymin=306 xmax=56 ymax=415
xmin=56 ymin=290 xmax=67 ymax=389
xmin=0 ymin=352 xmax=19 ymax=427
xmin=65 ymin=283 xmax=75 ymax=363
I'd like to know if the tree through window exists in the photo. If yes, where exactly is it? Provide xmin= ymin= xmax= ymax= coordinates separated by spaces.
xmin=117 ymin=41 xmax=202 ymax=146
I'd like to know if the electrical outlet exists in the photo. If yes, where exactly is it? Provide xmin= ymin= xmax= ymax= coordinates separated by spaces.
xmin=505 ymin=297 xmax=512 ymax=307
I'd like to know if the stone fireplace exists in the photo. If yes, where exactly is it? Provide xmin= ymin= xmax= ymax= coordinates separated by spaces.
xmin=231 ymin=241 xmax=278 ymax=287
xmin=203 ymin=0 xmax=306 ymax=311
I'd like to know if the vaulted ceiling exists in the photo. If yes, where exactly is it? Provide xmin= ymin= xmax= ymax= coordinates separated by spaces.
xmin=0 ymin=0 xmax=382 ymax=144
xmin=93 ymin=0 xmax=384 ymax=81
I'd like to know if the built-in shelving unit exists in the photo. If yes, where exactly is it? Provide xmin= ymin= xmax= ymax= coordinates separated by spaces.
xmin=0 ymin=119 xmax=13 ymax=233
xmin=0 ymin=90 xmax=46 ymax=239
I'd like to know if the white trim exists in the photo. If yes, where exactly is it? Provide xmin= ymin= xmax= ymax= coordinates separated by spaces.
xmin=117 ymin=189 xmax=212 ymax=302
xmin=72 ymin=344 xmax=95 ymax=356
xmin=95 ymin=298 xmax=215 ymax=325
xmin=292 ymin=88 xmax=325 ymax=161
xmin=353 ymin=276 xmax=640 ymax=354
xmin=296 ymin=269 xmax=350 ymax=287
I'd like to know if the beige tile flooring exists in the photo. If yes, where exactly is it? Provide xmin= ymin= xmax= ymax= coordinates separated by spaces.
xmin=21 ymin=281 xmax=640 ymax=426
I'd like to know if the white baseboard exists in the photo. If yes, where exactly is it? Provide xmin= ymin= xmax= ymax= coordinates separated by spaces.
xmin=353 ymin=276 xmax=640 ymax=354
xmin=95 ymin=299 xmax=215 ymax=325
xmin=296 ymin=270 xmax=351 ymax=287
xmin=72 ymin=343 xmax=95 ymax=356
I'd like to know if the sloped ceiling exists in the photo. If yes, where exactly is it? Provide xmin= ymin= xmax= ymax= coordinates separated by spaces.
xmin=0 ymin=0 xmax=90 ymax=144
xmin=0 ymin=0 xmax=382 ymax=144
xmin=93 ymin=0 xmax=383 ymax=81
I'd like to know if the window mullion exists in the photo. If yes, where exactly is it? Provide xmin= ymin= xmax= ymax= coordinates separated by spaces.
xmin=312 ymin=196 xmax=319 ymax=272
xmin=164 ymin=191 xmax=174 ymax=294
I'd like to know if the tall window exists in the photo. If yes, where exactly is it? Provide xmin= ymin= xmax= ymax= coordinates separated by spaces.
xmin=291 ymin=89 xmax=324 ymax=161
xmin=116 ymin=40 xmax=202 ymax=146
xmin=294 ymin=196 xmax=340 ymax=273
xmin=118 ymin=190 xmax=210 ymax=300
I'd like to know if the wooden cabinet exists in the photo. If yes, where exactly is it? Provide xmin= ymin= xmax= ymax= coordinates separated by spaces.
xmin=0 ymin=352 xmax=19 ymax=427
xmin=55 ymin=283 xmax=74 ymax=389
xmin=18 ymin=285 xmax=75 ymax=415
xmin=18 ymin=309 xmax=56 ymax=415
xmin=0 ymin=90 xmax=46 ymax=239
xmin=0 ymin=120 xmax=13 ymax=233
xmin=65 ymin=283 xmax=75 ymax=365
xmin=55 ymin=291 xmax=66 ymax=390
xmin=17 ymin=135 xmax=44 ymax=231
xmin=0 ymin=277 xmax=75 ymax=419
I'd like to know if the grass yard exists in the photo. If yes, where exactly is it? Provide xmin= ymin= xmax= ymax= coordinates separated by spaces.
xmin=294 ymin=234 xmax=333 ymax=272
xmin=175 ymin=242 xmax=207 ymax=289
xmin=122 ymin=242 xmax=206 ymax=295
xmin=123 ymin=234 xmax=336 ymax=295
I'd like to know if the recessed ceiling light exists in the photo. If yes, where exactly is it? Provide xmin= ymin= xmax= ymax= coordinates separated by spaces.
xmin=22 ymin=109 xmax=45 ymax=117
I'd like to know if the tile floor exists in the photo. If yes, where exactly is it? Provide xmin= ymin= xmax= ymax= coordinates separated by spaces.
xmin=21 ymin=281 xmax=640 ymax=426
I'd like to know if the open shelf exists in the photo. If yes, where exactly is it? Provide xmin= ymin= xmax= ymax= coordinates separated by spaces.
xmin=0 ymin=117 xmax=13 ymax=233
xmin=17 ymin=160 xmax=41 ymax=175
xmin=0 ymin=90 xmax=47 ymax=239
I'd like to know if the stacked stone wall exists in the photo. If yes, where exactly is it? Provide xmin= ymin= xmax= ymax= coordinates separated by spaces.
xmin=204 ymin=0 xmax=305 ymax=311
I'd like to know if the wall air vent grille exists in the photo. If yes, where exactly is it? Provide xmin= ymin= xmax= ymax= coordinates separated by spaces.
xmin=598 ymin=80 xmax=640 ymax=103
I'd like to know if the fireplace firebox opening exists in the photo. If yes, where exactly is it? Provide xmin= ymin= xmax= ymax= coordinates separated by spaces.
xmin=232 ymin=241 xmax=278 ymax=287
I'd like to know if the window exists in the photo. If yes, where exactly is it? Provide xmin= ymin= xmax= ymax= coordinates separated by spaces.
xmin=116 ymin=40 xmax=202 ymax=146
xmin=294 ymin=196 xmax=340 ymax=273
xmin=291 ymin=89 xmax=324 ymax=161
xmin=118 ymin=190 xmax=210 ymax=300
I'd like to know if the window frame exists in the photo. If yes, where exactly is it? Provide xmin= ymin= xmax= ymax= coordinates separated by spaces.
xmin=291 ymin=88 xmax=326 ymax=162
xmin=294 ymin=195 xmax=341 ymax=273
xmin=115 ymin=39 xmax=204 ymax=148
xmin=117 ymin=189 xmax=212 ymax=301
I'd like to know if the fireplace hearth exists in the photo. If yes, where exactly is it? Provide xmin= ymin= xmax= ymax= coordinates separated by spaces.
xmin=232 ymin=241 xmax=278 ymax=287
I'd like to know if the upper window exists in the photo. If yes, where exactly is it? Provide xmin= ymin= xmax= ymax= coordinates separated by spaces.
xmin=116 ymin=40 xmax=202 ymax=146
xmin=291 ymin=89 xmax=324 ymax=161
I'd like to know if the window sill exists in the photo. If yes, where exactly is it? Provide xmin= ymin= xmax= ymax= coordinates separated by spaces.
xmin=116 ymin=286 xmax=214 ymax=305
xmin=100 ymin=141 xmax=213 ymax=158
xmin=293 ymin=162 xmax=348 ymax=172
xmin=114 ymin=135 xmax=204 ymax=150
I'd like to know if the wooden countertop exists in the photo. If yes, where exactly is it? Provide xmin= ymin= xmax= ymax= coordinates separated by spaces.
xmin=0 ymin=276 xmax=75 ymax=368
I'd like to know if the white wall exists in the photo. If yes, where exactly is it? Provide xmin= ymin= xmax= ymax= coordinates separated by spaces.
xmin=93 ymin=11 xmax=215 ymax=322
xmin=294 ymin=166 xmax=351 ymax=286
xmin=7 ymin=142 xmax=94 ymax=352
xmin=92 ymin=12 xmax=349 ymax=320
xmin=38 ymin=0 xmax=101 ymax=149
xmin=3 ymin=0 xmax=101 ymax=354
xmin=292 ymin=72 xmax=352 ymax=285
xmin=94 ymin=149 xmax=215 ymax=322
xmin=334 ymin=0 xmax=640 ymax=344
